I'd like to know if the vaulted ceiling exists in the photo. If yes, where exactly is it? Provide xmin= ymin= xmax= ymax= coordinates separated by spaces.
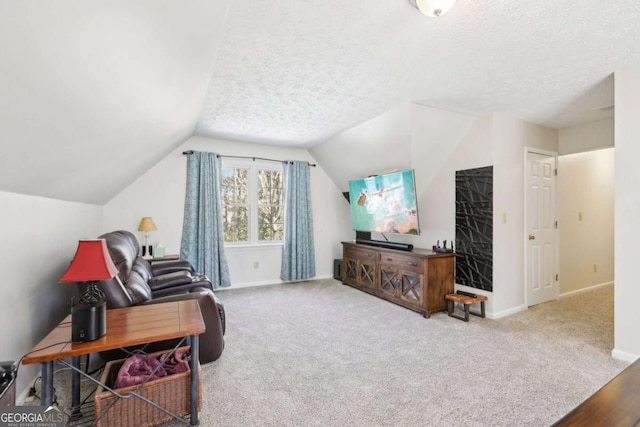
xmin=1 ymin=0 xmax=639 ymax=204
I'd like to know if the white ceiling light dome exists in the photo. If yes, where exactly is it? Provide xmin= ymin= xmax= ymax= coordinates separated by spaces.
xmin=414 ymin=0 xmax=457 ymax=17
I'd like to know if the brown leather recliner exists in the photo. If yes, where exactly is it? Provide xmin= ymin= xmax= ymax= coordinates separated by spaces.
xmin=78 ymin=230 xmax=225 ymax=364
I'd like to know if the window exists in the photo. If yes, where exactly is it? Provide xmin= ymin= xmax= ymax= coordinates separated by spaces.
xmin=257 ymin=169 xmax=285 ymax=241
xmin=221 ymin=161 xmax=284 ymax=245
xmin=221 ymin=167 xmax=249 ymax=243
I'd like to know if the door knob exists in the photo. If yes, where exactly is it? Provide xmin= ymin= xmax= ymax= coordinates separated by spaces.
xmin=528 ymin=235 xmax=535 ymax=241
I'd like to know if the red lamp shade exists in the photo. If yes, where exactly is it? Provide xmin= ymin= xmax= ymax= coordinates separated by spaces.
xmin=59 ymin=239 xmax=118 ymax=282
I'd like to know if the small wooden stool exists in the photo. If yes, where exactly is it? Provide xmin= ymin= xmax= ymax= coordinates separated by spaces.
xmin=445 ymin=294 xmax=488 ymax=322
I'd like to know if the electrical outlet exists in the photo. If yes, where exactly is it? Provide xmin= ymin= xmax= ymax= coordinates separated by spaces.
xmin=253 ymin=261 xmax=259 ymax=269
xmin=593 ymin=264 xmax=598 ymax=273
xmin=579 ymin=212 xmax=583 ymax=221
xmin=502 ymin=213 xmax=507 ymax=224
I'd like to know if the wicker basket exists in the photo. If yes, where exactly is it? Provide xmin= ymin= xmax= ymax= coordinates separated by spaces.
xmin=94 ymin=346 xmax=202 ymax=427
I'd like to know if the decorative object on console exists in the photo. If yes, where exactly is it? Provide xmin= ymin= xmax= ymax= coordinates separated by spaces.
xmin=138 ymin=216 xmax=157 ymax=258
xmin=59 ymin=239 xmax=119 ymax=342
xmin=433 ymin=239 xmax=454 ymax=253
xmin=410 ymin=0 xmax=457 ymax=17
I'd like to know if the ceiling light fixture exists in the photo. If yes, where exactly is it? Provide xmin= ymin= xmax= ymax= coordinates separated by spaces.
xmin=411 ymin=0 xmax=457 ymax=17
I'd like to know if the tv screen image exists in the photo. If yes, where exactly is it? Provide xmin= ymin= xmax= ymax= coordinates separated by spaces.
xmin=348 ymin=170 xmax=420 ymax=235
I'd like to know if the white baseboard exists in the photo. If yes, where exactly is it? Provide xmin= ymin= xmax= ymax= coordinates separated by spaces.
xmin=311 ymin=274 xmax=334 ymax=281
xmin=611 ymin=348 xmax=639 ymax=364
xmin=490 ymin=305 xmax=527 ymax=319
xmin=486 ymin=281 xmax=613 ymax=320
xmin=559 ymin=281 xmax=614 ymax=299
xmin=216 ymin=274 xmax=335 ymax=291
xmin=216 ymin=279 xmax=282 ymax=291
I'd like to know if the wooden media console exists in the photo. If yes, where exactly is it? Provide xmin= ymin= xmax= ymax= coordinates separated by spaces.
xmin=341 ymin=242 xmax=454 ymax=318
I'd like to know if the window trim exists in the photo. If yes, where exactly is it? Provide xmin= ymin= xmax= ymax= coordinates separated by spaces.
xmin=221 ymin=158 xmax=284 ymax=247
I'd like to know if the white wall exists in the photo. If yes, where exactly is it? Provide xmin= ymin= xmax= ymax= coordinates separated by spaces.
xmin=613 ymin=66 xmax=640 ymax=362
xmin=311 ymin=102 xmax=490 ymax=246
xmin=411 ymin=110 xmax=496 ymax=312
xmin=559 ymin=118 xmax=614 ymax=155
xmin=309 ymin=103 xmax=412 ymax=191
xmin=103 ymin=136 xmax=352 ymax=286
xmin=491 ymin=114 xmax=558 ymax=316
xmin=409 ymin=106 xmax=492 ymax=249
xmin=0 ymin=191 xmax=102 ymax=399
xmin=558 ymin=149 xmax=614 ymax=296
xmin=311 ymin=104 xmax=560 ymax=317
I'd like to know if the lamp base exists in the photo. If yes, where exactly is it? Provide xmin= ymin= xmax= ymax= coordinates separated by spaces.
xmin=141 ymin=245 xmax=153 ymax=257
xmin=71 ymin=301 xmax=106 ymax=342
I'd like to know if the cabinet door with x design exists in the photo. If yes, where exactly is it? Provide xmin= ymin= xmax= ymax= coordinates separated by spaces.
xmin=342 ymin=242 xmax=454 ymax=318
xmin=343 ymin=245 xmax=377 ymax=291
xmin=379 ymin=256 xmax=425 ymax=307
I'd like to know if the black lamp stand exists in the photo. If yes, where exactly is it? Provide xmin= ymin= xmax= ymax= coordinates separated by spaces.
xmin=71 ymin=281 xmax=106 ymax=342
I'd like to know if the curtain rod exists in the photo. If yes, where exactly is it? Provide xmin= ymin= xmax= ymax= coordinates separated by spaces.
xmin=182 ymin=150 xmax=316 ymax=167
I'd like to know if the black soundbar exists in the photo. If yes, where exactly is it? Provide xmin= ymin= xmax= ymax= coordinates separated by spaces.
xmin=355 ymin=238 xmax=413 ymax=252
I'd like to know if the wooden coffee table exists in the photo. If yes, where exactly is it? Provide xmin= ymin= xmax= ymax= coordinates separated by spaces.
xmin=23 ymin=300 xmax=205 ymax=425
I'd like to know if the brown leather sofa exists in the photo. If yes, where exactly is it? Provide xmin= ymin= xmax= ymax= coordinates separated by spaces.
xmin=78 ymin=230 xmax=225 ymax=364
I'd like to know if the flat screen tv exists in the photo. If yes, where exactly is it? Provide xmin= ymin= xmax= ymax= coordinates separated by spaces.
xmin=348 ymin=169 xmax=420 ymax=235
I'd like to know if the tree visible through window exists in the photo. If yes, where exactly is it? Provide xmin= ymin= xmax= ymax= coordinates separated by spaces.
xmin=258 ymin=169 xmax=284 ymax=241
xmin=221 ymin=167 xmax=249 ymax=242
xmin=221 ymin=163 xmax=284 ymax=244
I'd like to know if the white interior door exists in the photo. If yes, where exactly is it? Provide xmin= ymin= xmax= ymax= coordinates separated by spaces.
xmin=526 ymin=151 xmax=558 ymax=306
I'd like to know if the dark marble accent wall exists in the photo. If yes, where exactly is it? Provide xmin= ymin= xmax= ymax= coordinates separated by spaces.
xmin=455 ymin=166 xmax=493 ymax=292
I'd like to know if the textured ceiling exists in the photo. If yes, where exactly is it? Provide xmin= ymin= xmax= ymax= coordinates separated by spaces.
xmin=196 ymin=0 xmax=640 ymax=146
xmin=1 ymin=0 xmax=639 ymax=204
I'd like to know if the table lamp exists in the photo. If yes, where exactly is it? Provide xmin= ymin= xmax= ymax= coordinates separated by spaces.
xmin=137 ymin=217 xmax=157 ymax=257
xmin=59 ymin=239 xmax=119 ymax=342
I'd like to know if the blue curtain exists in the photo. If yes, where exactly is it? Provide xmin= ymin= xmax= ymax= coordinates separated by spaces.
xmin=280 ymin=161 xmax=316 ymax=281
xmin=180 ymin=151 xmax=231 ymax=288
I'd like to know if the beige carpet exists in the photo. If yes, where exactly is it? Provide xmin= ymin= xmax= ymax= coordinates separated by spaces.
xmin=195 ymin=280 xmax=625 ymax=427
xmin=54 ymin=280 xmax=626 ymax=426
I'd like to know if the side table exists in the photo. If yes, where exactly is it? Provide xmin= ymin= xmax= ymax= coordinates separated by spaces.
xmin=22 ymin=300 xmax=205 ymax=426
xmin=445 ymin=293 xmax=488 ymax=322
